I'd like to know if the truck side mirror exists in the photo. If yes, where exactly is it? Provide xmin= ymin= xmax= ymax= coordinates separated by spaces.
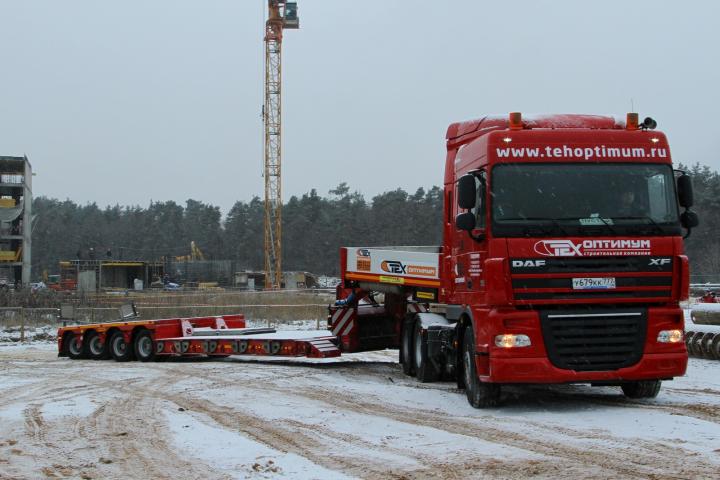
xmin=680 ymin=210 xmax=699 ymax=229
xmin=677 ymin=174 xmax=694 ymax=208
xmin=457 ymin=174 xmax=477 ymax=210
xmin=455 ymin=212 xmax=476 ymax=231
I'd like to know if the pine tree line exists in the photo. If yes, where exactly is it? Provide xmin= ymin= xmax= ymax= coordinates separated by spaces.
xmin=31 ymin=184 xmax=443 ymax=278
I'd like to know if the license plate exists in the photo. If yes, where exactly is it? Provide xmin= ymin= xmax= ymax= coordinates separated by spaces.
xmin=572 ymin=277 xmax=616 ymax=290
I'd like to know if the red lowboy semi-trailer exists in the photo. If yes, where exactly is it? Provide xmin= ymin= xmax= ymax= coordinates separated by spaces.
xmin=329 ymin=112 xmax=699 ymax=407
xmin=58 ymin=314 xmax=340 ymax=361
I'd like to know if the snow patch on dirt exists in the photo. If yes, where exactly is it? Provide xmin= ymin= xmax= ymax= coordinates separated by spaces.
xmin=164 ymin=403 xmax=353 ymax=479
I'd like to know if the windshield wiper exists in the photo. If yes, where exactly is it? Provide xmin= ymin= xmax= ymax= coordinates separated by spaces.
xmin=612 ymin=216 xmax=666 ymax=234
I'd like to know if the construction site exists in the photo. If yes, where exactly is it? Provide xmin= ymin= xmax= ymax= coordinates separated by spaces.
xmin=2 ymin=1 xmax=720 ymax=479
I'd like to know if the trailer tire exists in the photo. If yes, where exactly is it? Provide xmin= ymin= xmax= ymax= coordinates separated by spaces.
xmin=109 ymin=331 xmax=135 ymax=362
xmin=134 ymin=330 xmax=156 ymax=362
xmin=710 ymin=335 xmax=720 ymax=360
xmin=684 ymin=331 xmax=696 ymax=357
xmin=621 ymin=380 xmax=661 ymax=398
xmin=462 ymin=325 xmax=500 ymax=408
xmin=696 ymin=333 xmax=713 ymax=358
xmin=65 ymin=334 xmax=85 ymax=360
xmin=689 ymin=332 xmax=702 ymax=357
xmin=414 ymin=321 xmax=439 ymax=382
xmin=84 ymin=331 xmax=110 ymax=360
xmin=401 ymin=318 xmax=415 ymax=376
xmin=700 ymin=333 xmax=716 ymax=358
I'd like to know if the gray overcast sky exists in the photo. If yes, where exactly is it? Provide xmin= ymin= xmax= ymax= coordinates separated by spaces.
xmin=1 ymin=1 xmax=719 ymax=214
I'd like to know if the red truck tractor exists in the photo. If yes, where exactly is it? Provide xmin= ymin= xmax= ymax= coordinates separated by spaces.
xmin=329 ymin=112 xmax=697 ymax=407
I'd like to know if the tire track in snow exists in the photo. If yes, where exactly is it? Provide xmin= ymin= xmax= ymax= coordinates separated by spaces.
xmin=282 ymin=383 xmax=719 ymax=480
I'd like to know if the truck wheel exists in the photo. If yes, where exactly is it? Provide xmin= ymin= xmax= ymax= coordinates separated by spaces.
xmin=401 ymin=318 xmax=415 ymax=376
xmin=109 ymin=331 xmax=135 ymax=362
xmin=462 ymin=325 xmax=500 ymax=408
xmin=84 ymin=331 xmax=110 ymax=360
xmin=621 ymin=380 xmax=661 ymax=399
xmin=414 ymin=321 xmax=439 ymax=382
xmin=65 ymin=334 xmax=85 ymax=360
xmin=133 ymin=330 xmax=156 ymax=362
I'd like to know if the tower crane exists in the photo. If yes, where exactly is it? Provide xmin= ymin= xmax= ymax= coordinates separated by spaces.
xmin=263 ymin=1 xmax=299 ymax=289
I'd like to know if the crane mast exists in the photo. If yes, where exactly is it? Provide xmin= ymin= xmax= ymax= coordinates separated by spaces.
xmin=263 ymin=0 xmax=298 ymax=289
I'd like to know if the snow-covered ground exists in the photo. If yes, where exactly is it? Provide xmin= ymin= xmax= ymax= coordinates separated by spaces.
xmin=0 ymin=339 xmax=719 ymax=479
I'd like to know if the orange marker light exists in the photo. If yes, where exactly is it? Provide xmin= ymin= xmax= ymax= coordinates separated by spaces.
xmin=626 ymin=112 xmax=639 ymax=131
xmin=509 ymin=112 xmax=523 ymax=130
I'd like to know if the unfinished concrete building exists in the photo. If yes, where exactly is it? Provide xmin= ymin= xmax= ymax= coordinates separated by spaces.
xmin=0 ymin=156 xmax=32 ymax=286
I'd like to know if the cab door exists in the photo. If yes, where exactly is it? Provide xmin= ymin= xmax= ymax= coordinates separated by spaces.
xmin=451 ymin=171 xmax=488 ymax=301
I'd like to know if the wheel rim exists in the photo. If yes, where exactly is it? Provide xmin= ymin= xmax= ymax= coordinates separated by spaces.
xmin=138 ymin=336 xmax=153 ymax=357
xmin=414 ymin=326 xmax=422 ymax=369
xmin=113 ymin=336 xmax=126 ymax=356
xmin=69 ymin=337 xmax=81 ymax=355
xmin=89 ymin=336 xmax=103 ymax=355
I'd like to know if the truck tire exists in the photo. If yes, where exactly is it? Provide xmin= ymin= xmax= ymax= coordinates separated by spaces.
xmin=414 ymin=321 xmax=439 ymax=382
xmin=462 ymin=325 xmax=500 ymax=408
xmin=134 ymin=329 xmax=156 ymax=362
xmin=621 ymin=380 xmax=661 ymax=399
xmin=109 ymin=331 xmax=135 ymax=362
xmin=401 ymin=318 xmax=415 ymax=376
xmin=65 ymin=334 xmax=85 ymax=360
xmin=84 ymin=331 xmax=110 ymax=360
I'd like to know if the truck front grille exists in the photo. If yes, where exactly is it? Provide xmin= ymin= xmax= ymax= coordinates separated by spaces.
xmin=540 ymin=308 xmax=646 ymax=371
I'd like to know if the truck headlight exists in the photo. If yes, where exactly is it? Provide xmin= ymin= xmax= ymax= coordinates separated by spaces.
xmin=657 ymin=330 xmax=683 ymax=343
xmin=495 ymin=334 xmax=531 ymax=348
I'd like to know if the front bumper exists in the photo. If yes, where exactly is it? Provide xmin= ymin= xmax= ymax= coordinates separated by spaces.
xmin=485 ymin=352 xmax=687 ymax=384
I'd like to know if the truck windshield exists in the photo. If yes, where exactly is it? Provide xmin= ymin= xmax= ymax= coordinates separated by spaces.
xmin=491 ymin=163 xmax=681 ymax=237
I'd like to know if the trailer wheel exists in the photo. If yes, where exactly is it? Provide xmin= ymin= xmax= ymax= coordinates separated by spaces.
xmin=688 ymin=332 xmax=702 ymax=357
xmin=621 ymin=380 xmax=661 ymax=398
xmin=134 ymin=330 xmax=156 ymax=362
xmin=694 ymin=333 xmax=712 ymax=359
xmin=684 ymin=331 xmax=696 ymax=356
xmin=710 ymin=335 xmax=720 ymax=360
xmin=462 ymin=325 xmax=500 ymax=408
xmin=109 ymin=331 xmax=135 ymax=362
xmin=84 ymin=331 xmax=110 ymax=360
xmin=65 ymin=334 xmax=85 ymax=360
xmin=414 ymin=321 xmax=439 ymax=382
xmin=700 ymin=333 xmax=716 ymax=358
xmin=401 ymin=318 xmax=415 ymax=376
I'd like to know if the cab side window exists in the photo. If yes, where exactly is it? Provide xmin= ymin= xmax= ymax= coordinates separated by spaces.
xmin=472 ymin=172 xmax=486 ymax=228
